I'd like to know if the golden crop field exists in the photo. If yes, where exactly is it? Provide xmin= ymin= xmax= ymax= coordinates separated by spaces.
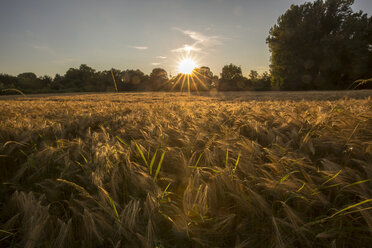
xmin=1 ymin=91 xmax=372 ymax=247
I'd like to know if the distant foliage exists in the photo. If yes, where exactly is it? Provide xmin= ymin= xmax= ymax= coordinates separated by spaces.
xmin=267 ymin=0 xmax=372 ymax=90
xmin=149 ymin=68 xmax=169 ymax=91
xmin=1 ymin=63 xmax=274 ymax=94
xmin=218 ymin=64 xmax=247 ymax=91
xmin=218 ymin=64 xmax=272 ymax=91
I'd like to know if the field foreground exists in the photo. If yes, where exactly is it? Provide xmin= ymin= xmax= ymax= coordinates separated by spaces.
xmin=1 ymin=91 xmax=372 ymax=247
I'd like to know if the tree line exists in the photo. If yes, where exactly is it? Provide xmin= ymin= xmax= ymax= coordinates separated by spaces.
xmin=0 ymin=64 xmax=272 ymax=94
xmin=1 ymin=0 xmax=371 ymax=94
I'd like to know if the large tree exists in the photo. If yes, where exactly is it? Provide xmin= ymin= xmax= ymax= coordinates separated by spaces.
xmin=267 ymin=0 xmax=372 ymax=90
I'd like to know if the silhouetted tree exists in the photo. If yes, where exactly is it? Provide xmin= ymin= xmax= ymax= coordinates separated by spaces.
xmin=17 ymin=72 xmax=47 ymax=90
xmin=252 ymin=71 xmax=272 ymax=91
xmin=267 ymin=0 xmax=372 ymax=90
xmin=64 ymin=64 xmax=98 ymax=91
xmin=121 ymin=69 xmax=149 ymax=91
xmin=218 ymin=64 xmax=247 ymax=91
xmin=39 ymin=75 xmax=53 ymax=89
xmin=149 ymin=68 xmax=168 ymax=91
xmin=194 ymin=66 xmax=214 ymax=90
xmin=249 ymin=70 xmax=259 ymax=81
xmin=99 ymin=69 xmax=122 ymax=92
xmin=0 ymin=74 xmax=19 ymax=90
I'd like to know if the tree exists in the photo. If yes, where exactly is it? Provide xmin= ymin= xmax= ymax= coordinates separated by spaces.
xmin=194 ymin=66 xmax=214 ymax=90
xmin=249 ymin=70 xmax=259 ymax=81
xmin=62 ymin=64 xmax=100 ymax=91
xmin=39 ymin=75 xmax=52 ymax=89
xmin=0 ymin=74 xmax=19 ymax=90
xmin=218 ymin=64 xmax=247 ymax=91
xmin=253 ymin=71 xmax=272 ymax=91
xmin=149 ymin=68 xmax=168 ymax=91
xmin=100 ymin=69 xmax=123 ymax=92
xmin=121 ymin=69 xmax=148 ymax=91
xmin=220 ymin=64 xmax=243 ymax=81
xmin=267 ymin=0 xmax=372 ymax=90
xmin=17 ymin=72 xmax=46 ymax=90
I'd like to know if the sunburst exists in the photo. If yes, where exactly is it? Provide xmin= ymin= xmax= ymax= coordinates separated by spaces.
xmin=170 ymin=55 xmax=212 ymax=93
xmin=178 ymin=58 xmax=198 ymax=74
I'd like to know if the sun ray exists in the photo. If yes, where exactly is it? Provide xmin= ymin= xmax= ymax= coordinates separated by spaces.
xmin=170 ymin=74 xmax=183 ymax=91
xmin=193 ymin=70 xmax=209 ymax=80
xmin=180 ymin=74 xmax=187 ymax=92
xmin=187 ymin=74 xmax=190 ymax=93
xmin=169 ymin=54 xmax=214 ymax=93
xmin=192 ymin=71 xmax=209 ymax=90
xmin=190 ymin=74 xmax=200 ymax=94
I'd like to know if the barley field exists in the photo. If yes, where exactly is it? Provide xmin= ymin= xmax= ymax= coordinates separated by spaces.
xmin=1 ymin=91 xmax=372 ymax=247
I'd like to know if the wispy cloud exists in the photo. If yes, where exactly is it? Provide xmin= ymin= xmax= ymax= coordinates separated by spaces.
xmin=171 ymin=45 xmax=201 ymax=53
xmin=171 ymin=28 xmax=225 ymax=54
xmin=129 ymin=46 xmax=148 ymax=50
xmin=151 ymin=62 xmax=162 ymax=66
xmin=173 ymin=28 xmax=225 ymax=47
xmin=32 ymin=45 xmax=55 ymax=55
xmin=155 ymin=56 xmax=167 ymax=59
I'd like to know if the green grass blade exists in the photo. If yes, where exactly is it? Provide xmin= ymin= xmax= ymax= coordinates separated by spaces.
xmin=329 ymin=198 xmax=372 ymax=219
xmin=75 ymin=161 xmax=84 ymax=169
xmin=340 ymin=206 xmax=372 ymax=216
xmin=193 ymin=152 xmax=204 ymax=171
xmin=115 ymin=136 xmax=128 ymax=146
xmin=108 ymin=196 xmax=119 ymax=220
xmin=322 ymin=169 xmax=342 ymax=186
xmin=80 ymin=152 xmax=88 ymax=164
xmin=297 ymin=182 xmax=306 ymax=192
xmin=233 ymin=151 xmax=241 ymax=173
xmin=135 ymin=142 xmax=148 ymax=166
xmin=98 ymin=186 xmax=119 ymax=221
xmin=161 ymin=182 xmax=172 ymax=200
xmin=149 ymin=148 xmax=158 ymax=175
xmin=164 ymin=182 xmax=171 ymax=193
xmin=225 ymin=148 xmax=229 ymax=168
xmin=154 ymin=151 xmax=165 ymax=182
xmin=344 ymin=179 xmax=370 ymax=188
xmin=280 ymin=171 xmax=299 ymax=183
xmin=308 ymin=199 xmax=372 ymax=226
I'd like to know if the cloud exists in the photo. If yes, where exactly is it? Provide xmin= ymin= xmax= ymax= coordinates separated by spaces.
xmin=172 ymin=27 xmax=225 ymax=47
xmin=171 ymin=44 xmax=202 ymax=53
xmin=151 ymin=62 xmax=162 ymax=66
xmin=155 ymin=56 xmax=167 ymax=59
xmin=171 ymin=28 xmax=226 ymax=54
xmin=129 ymin=46 xmax=148 ymax=50
xmin=32 ymin=45 xmax=55 ymax=55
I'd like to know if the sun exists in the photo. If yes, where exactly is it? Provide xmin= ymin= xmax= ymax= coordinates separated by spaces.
xmin=178 ymin=58 xmax=198 ymax=74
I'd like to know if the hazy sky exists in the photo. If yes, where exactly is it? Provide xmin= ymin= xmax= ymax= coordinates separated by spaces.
xmin=0 ymin=0 xmax=371 ymax=77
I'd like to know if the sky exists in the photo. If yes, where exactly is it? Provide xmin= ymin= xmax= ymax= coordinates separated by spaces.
xmin=0 ymin=0 xmax=371 ymax=77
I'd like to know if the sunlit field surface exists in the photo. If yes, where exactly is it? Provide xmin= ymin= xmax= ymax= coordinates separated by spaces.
xmin=1 ymin=91 xmax=372 ymax=247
